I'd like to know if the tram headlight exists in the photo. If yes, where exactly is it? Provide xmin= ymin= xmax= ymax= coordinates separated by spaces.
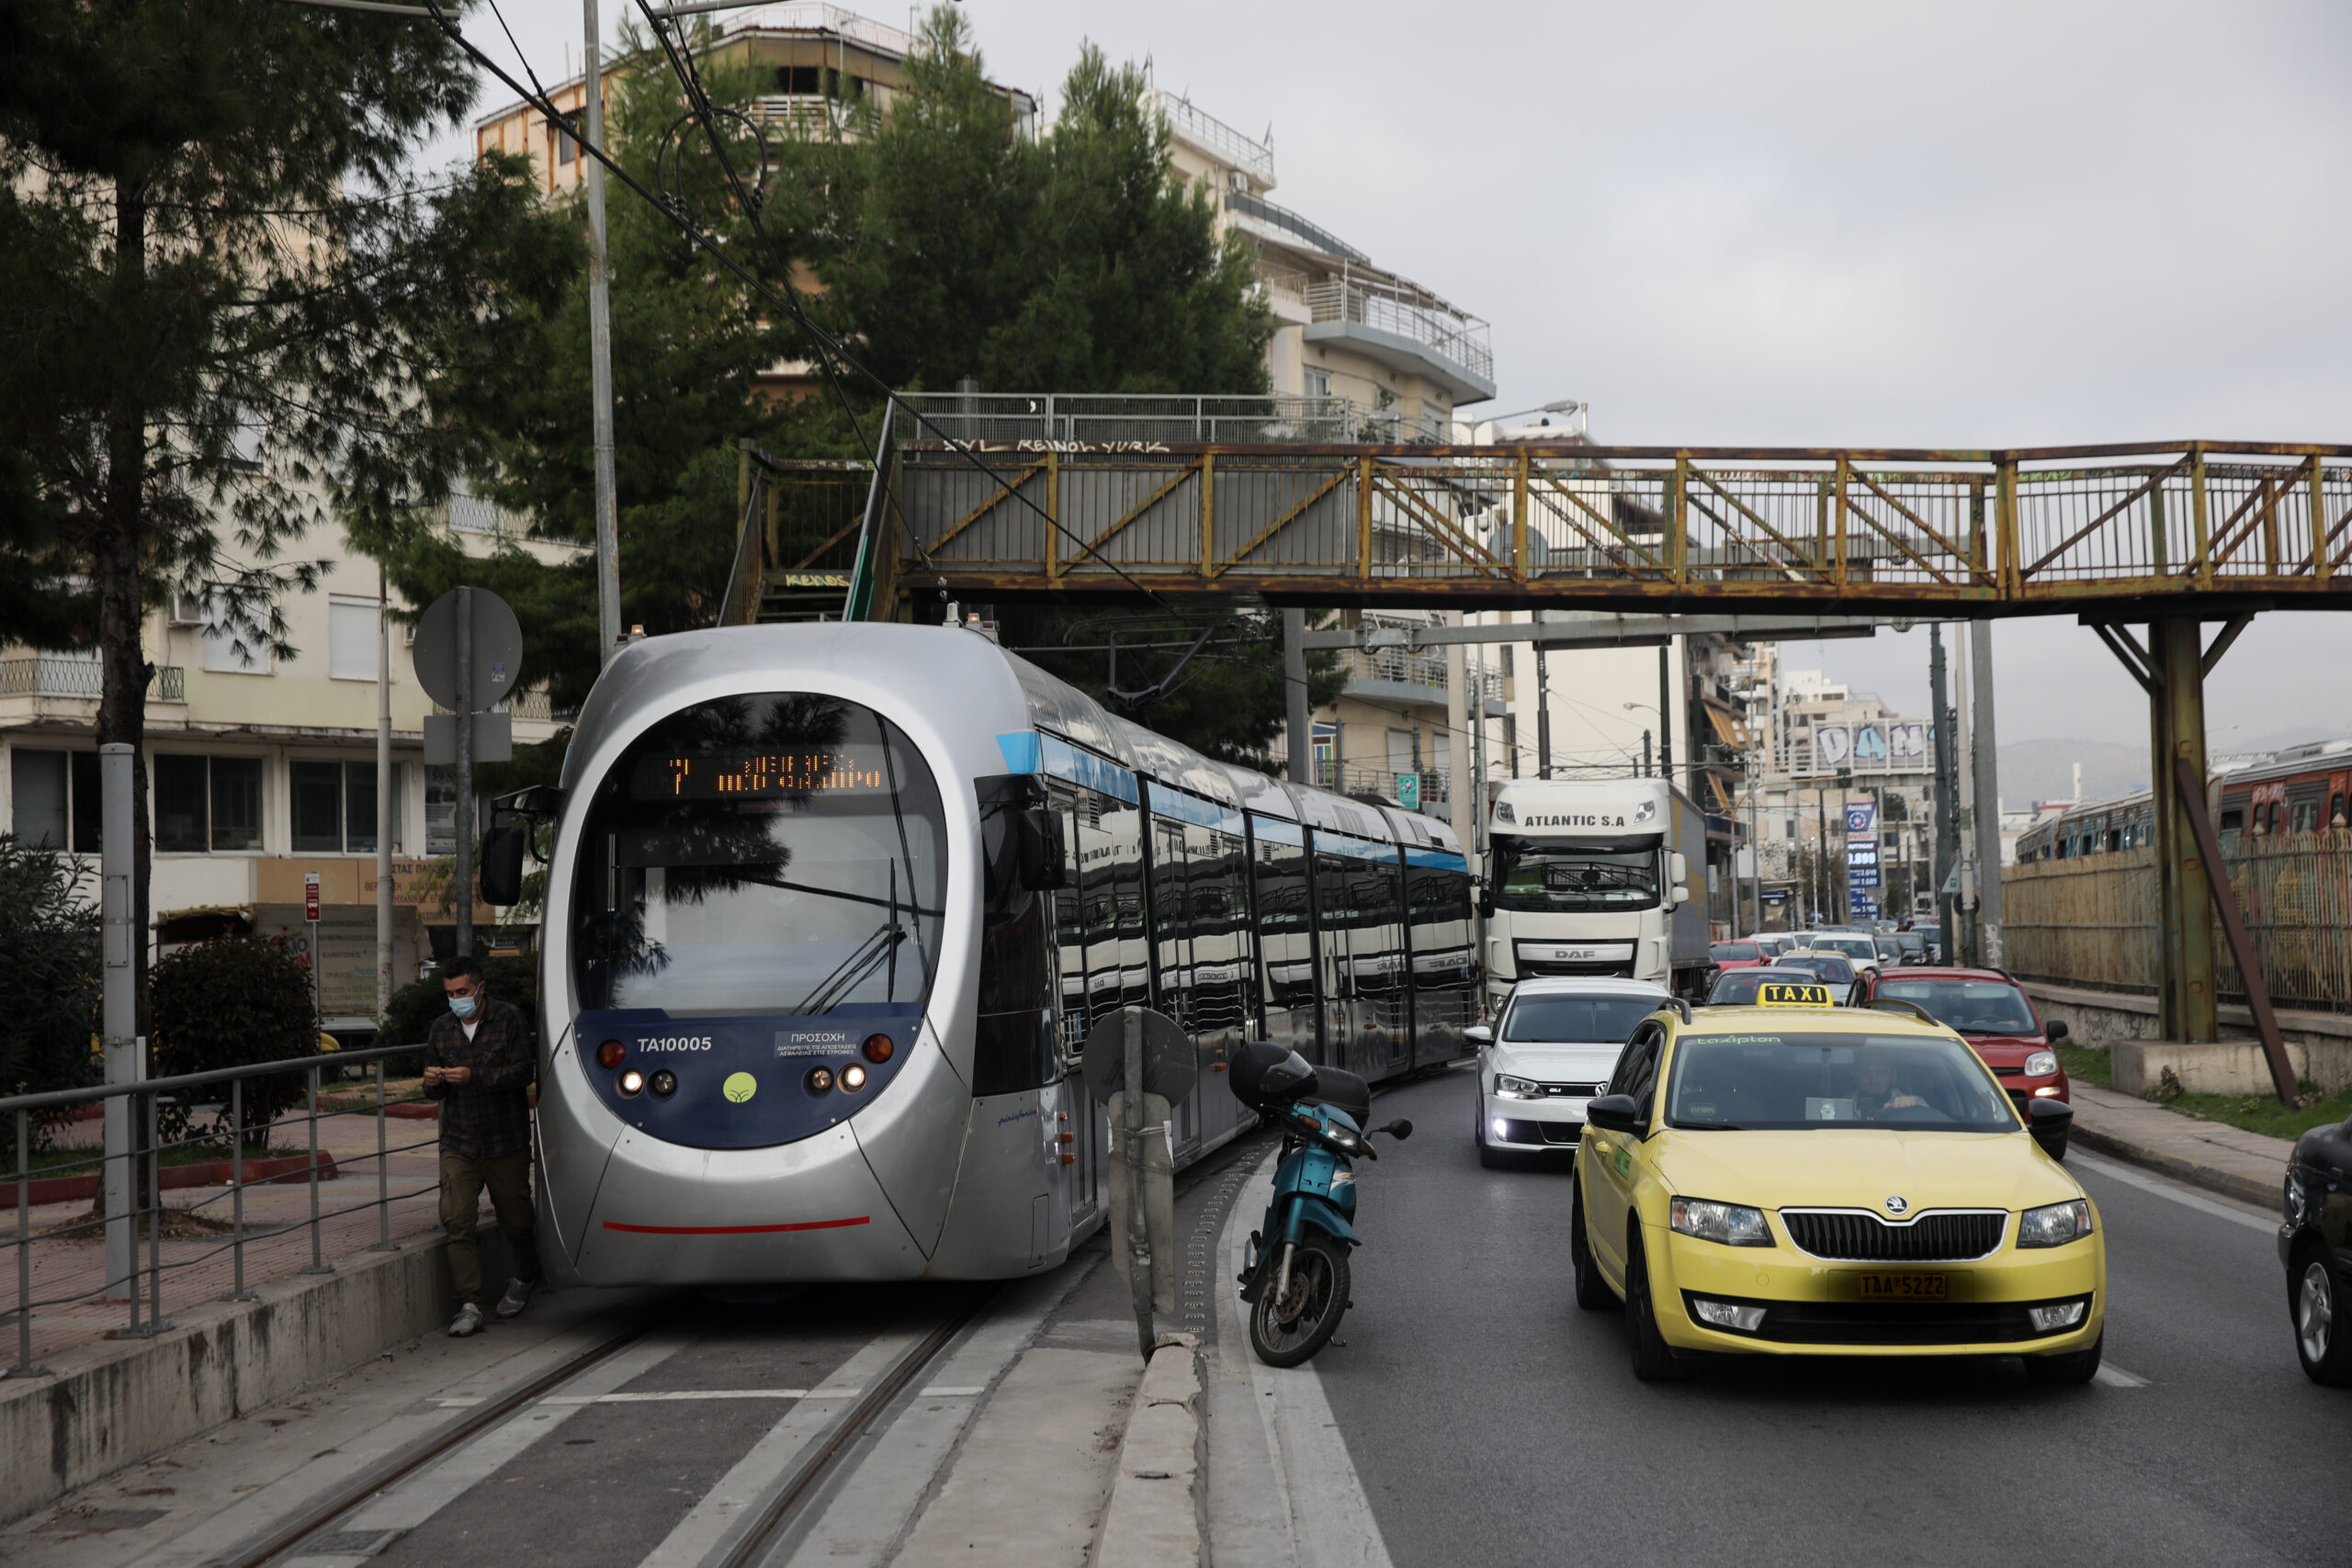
xmin=650 ymin=1069 xmax=678 ymax=1098
xmin=862 ymin=1033 xmax=895 ymax=1065
xmin=597 ymin=1039 xmax=627 ymax=1070
xmin=840 ymin=1064 xmax=868 ymax=1092
xmin=617 ymin=1069 xmax=645 ymax=1097
xmin=806 ymin=1066 xmax=835 ymax=1094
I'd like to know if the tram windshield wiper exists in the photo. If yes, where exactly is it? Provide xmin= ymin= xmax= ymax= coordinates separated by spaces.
xmin=728 ymin=871 xmax=939 ymax=919
xmin=792 ymin=919 xmax=908 ymax=1015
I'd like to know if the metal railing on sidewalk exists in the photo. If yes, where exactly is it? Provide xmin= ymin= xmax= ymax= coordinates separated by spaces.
xmin=3 ymin=1043 xmax=448 ymax=1378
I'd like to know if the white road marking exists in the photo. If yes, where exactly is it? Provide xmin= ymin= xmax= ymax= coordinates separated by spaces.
xmin=2094 ymin=1361 xmax=2151 ymax=1388
xmin=343 ymin=1329 xmax=695 ymax=1532
xmin=2069 ymin=1152 xmax=2276 ymax=1235
xmin=776 ymin=1271 xmax=1081 ymax=1567
xmin=635 ymin=1332 xmax=920 ymax=1568
xmin=1224 ymin=1159 xmax=1394 ymax=1568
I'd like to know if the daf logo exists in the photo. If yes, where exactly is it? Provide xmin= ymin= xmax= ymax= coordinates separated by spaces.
xmin=1884 ymin=1195 xmax=1910 ymax=1216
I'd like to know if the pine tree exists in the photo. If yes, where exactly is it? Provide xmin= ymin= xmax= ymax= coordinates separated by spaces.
xmin=0 ymin=0 xmax=577 ymax=1005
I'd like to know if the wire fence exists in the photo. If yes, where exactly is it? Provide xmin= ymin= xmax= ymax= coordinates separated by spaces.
xmin=2001 ymin=833 xmax=2352 ymax=1012
xmin=4 ymin=1043 xmax=449 ymax=1378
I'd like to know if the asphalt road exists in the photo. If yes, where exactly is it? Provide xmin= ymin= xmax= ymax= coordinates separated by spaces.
xmin=1315 ymin=1066 xmax=2345 ymax=1568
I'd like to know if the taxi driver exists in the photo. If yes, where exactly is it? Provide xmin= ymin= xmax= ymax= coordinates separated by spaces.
xmin=1854 ymin=1047 xmax=1923 ymax=1118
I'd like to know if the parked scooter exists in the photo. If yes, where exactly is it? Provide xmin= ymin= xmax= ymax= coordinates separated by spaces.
xmin=1230 ymin=1043 xmax=1413 ymax=1367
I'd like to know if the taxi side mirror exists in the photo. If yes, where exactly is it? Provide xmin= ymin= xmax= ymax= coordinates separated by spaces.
xmin=2026 ymin=1096 xmax=2073 ymax=1151
xmin=1586 ymin=1094 xmax=1644 ymax=1137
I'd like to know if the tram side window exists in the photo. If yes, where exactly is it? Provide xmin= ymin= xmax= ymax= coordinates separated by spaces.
xmin=1073 ymin=792 xmax=1148 ymax=1034
xmin=972 ymin=777 xmax=1059 ymax=1096
xmin=1313 ymin=851 xmax=1359 ymax=999
xmin=1150 ymin=818 xmax=1195 ymax=1030
xmin=1353 ymin=856 xmax=1407 ymax=997
xmin=1406 ymin=860 xmax=1476 ymax=989
xmin=1050 ymin=793 xmax=1090 ymax=1057
xmin=1186 ymin=826 xmax=1251 ymax=1036
xmin=1250 ymin=829 xmax=1314 ymax=1010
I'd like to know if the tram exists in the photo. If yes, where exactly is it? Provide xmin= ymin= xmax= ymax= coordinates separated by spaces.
xmin=526 ymin=622 xmax=1476 ymax=1286
xmin=2011 ymin=739 xmax=2352 ymax=862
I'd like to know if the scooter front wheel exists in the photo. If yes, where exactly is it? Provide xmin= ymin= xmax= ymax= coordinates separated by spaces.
xmin=1249 ymin=1232 xmax=1351 ymax=1368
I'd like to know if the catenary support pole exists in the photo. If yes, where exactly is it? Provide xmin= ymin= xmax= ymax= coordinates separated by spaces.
xmin=1658 ymin=642 xmax=1674 ymax=786
xmin=455 ymin=584 xmax=475 ymax=960
xmin=1535 ymin=645 xmax=1553 ymax=780
xmin=1930 ymin=625 xmax=1958 ymax=943
xmin=100 ymin=743 xmax=136 ymax=1297
xmin=585 ymin=0 xmax=622 ymax=666
xmin=377 ymin=565 xmax=393 ymax=1021
xmin=1954 ymin=622 xmax=1974 ymax=961
xmin=1283 ymin=608 xmax=1311 ymax=786
xmin=1970 ymin=619 xmax=2003 ymax=964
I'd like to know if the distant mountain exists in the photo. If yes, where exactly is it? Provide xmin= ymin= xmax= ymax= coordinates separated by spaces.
xmin=1996 ymin=739 xmax=2149 ymax=810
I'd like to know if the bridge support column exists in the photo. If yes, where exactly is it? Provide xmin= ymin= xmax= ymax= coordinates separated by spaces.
xmin=2149 ymin=617 xmax=2219 ymax=1043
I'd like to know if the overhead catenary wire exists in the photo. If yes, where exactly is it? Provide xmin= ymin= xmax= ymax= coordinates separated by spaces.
xmin=406 ymin=0 xmax=1178 ymax=610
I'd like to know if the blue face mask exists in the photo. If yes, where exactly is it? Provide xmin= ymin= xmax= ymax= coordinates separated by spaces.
xmin=449 ymin=994 xmax=480 ymax=1021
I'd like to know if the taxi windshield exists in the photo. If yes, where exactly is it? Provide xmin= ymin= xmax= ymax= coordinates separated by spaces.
xmin=1665 ymin=1031 xmax=2018 ymax=1132
xmin=1872 ymin=978 xmax=2038 ymax=1035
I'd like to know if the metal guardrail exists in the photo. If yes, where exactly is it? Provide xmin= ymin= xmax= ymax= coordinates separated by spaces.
xmin=2 ymin=658 xmax=185 ymax=703
xmin=888 ymin=440 xmax=2352 ymax=611
xmin=1316 ymin=760 xmax=1448 ymax=809
xmin=1338 ymin=645 xmax=1503 ymax=704
xmin=894 ymin=391 xmax=1450 ymax=449
xmin=4 ymin=1043 xmax=442 ymax=1378
xmin=1306 ymin=273 xmax=1495 ymax=387
xmin=1224 ymin=189 xmax=1368 ymax=264
xmin=1151 ymin=89 xmax=1274 ymax=183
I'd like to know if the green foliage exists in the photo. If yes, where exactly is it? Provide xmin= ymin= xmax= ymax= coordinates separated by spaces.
xmin=149 ymin=937 xmax=320 ymax=1141
xmin=0 ymin=835 xmax=101 ymax=1157
xmin=1001 ymin=606 xmax=1347 ymax=770
xmin=383 ymin=953 xmax=540 ymax=1050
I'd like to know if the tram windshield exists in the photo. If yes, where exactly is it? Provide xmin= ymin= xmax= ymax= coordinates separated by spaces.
xmin=571 ymin=694 xmax=946 ymax=1016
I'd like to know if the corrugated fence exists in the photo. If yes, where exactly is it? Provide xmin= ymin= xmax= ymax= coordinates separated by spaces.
xmin=2003 ymin=835 xmax=2352 ymax=1011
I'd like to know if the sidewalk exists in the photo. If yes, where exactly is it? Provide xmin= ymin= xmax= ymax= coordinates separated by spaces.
xmin=2065 ymin=1081 xmax=2292 ymax=1212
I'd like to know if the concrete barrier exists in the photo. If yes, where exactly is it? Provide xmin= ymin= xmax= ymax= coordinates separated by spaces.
xmin=0 ymin=1228 xmax=506 ymax=1524
xmin=2023 ymin=980 xmax=2352 ymax=1093
xmin=1094 ymin=1337 xmax=1202 ymax=1568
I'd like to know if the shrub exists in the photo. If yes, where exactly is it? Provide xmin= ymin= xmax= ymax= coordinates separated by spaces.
xmin=381 ymin=953 xmax=540 ymax=1050
xmin=150 ymin=936 xmax=320 ymax=1143
xmin=0 ymin=835 xmax=101 ymax=1158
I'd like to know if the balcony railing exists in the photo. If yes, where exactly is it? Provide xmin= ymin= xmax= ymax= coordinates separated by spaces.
xmin=1306 ymin=271 xmax=1495 ymax=387
xmin=1151 ymin=89 xmax=1274 ymax=184
xmin=1315 ymin=761 xmax=1450 ymax=811
xmin=1225 ymin=189 xmax=1368 ymax=263
xmin=894 ymin=390 xmax=1452 ymax=447
xmin=1338 ymin=646 xmax=1503 ymax=705
xmin=1 ymin=656 xmax=183 ymax=703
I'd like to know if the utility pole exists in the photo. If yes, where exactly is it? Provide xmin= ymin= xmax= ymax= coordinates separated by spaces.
xmin=1746 ymin=756 xmax=1762 ymax=934
xmin=377 ymin=566 xmax=393 ymax=1021
xmin=1971 ymin=619 xmax=2004 ymax=964
xmin=100 ymin=743 xmax=137 ymax=1297
xmin=1283 ymin=608 xmax=1310 ymax=786
xmin=584 ymin=0 xmax=622 ymax=667
xmin=455 ymin=584 xmax=476 ymax=960
xmin=1954 ymin=622 xmax=1976 ymax=963
xmin=1657 ymin=643 xmax=1674 ymax=786
xmin=1815 ymin=789 xmax=1830 ymax=925
xmin=1535 ymin=645 xmax=1553 ymax=780
xmin=1930 ymin=624 xmax=1960 ymax=945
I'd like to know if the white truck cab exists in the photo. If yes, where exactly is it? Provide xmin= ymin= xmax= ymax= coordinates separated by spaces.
xmin=1480 ymin=778 xmax=1712 ymax=1012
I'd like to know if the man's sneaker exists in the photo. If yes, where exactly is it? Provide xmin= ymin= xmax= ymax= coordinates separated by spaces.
xmin=448 ymin=1302 xmax=484 ymax=1337
xmin=494 ymin=1278 xmax=535 ymax=1320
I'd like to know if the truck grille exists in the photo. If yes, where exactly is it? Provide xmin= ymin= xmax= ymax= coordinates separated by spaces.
xmin=1780 ymin=1209 xmax=2006 ymax=1261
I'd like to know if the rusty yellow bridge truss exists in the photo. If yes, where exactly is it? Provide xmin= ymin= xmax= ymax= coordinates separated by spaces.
xmin=881 ymin=439 xmax=2352 ymax=612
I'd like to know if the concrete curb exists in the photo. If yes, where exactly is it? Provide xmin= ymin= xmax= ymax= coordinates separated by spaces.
xmin=2068 ymin=1123 xmax=2280 ymax=1212
xmin=0 ymin=1229 xmax=502 ymax=1525
xmin=1094 ymin=1337 xmax=1202 ymax=1568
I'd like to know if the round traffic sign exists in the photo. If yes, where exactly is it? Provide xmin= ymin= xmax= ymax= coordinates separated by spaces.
xmin=412 ymin=588 xmax=525 ymax=713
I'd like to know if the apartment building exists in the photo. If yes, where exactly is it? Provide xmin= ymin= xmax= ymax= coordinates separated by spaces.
xmin=0 ymin=489 xmax=582 ymax=1017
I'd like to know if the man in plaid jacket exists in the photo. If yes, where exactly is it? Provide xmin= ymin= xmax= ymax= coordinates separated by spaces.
xmin=424 ymin=953 xmax=542 ymax=1337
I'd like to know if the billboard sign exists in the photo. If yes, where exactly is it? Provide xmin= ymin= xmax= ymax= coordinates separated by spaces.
xmin=1846 ymin=802 xmax=1878 ymax=841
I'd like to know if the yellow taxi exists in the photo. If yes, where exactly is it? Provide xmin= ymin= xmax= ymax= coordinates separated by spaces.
xmin=1570 ymin=979 xmax=2106 ymax=1382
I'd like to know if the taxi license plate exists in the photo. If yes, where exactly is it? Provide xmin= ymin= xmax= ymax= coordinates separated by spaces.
xmin=1858 ymin=1272 xmax=1948 ymax=1302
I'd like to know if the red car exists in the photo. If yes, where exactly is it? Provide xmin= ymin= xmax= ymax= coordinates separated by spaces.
xmin=1709 ymin=940 xmax=1769 ymax=972
xmin=1864 ymin=966 xmax=2073 ymax=1152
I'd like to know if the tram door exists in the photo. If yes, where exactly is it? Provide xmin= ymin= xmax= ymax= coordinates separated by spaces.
xmin=1047 ymin=784 xmax=1099 ymax=1231
xmin=1248 ymin=818 xmax=1317 ymax=1066
xmin=1073 ymin=787 xmax=1147 ymax=1227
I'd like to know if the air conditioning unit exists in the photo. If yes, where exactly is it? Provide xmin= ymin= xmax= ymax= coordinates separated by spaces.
xmin=168 ymin=592 xmax=207 ymax=626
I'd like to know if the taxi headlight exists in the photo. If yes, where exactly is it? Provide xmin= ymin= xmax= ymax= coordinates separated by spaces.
xmin=1669 ymin=1196 xmax=1773 ymax=1247
xmin=1494 ymin=1074 xmax=1542 ymax=1100
xmin=2023 ymin=1051 xmax=2059 ymax=1077
xmin=2018 ymin=1198 xmax=2093 ymax=1247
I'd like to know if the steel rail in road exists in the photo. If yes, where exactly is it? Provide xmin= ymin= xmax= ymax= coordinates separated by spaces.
xmin=865 ymin=437 xmax=2352 ymax=613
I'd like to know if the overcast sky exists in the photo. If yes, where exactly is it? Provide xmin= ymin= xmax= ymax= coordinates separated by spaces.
xmin=425 ymin=0 xmax=2352 ymax=751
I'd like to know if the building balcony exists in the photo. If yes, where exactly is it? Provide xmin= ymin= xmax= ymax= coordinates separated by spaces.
xmin=1336 ymin=646 xmax=1505 ymax=715
xmin=1226 ymin=189 xmax=1368 ymax=264
xmin=1303 ymin=269 xmax=1496 ymax=403
xmin=1316 ymin=761 xmax=1449 ymax=814
xmin=1 ymin=654 xmax=184 ymax=705
xmin=1152 ymin=89 xmax=1274 ymax=185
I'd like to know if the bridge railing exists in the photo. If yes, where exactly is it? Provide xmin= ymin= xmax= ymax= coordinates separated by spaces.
xmin=885 ymin=439 xmax=2352 ymax=606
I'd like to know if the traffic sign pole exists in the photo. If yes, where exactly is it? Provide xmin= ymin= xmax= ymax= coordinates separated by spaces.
xmin=456 ymin=584 xmax=474 ymax=960
xmin=304 ymin=872 xmax=323 ymax=1018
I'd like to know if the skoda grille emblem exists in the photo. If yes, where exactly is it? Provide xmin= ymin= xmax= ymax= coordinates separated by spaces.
xmin=1884 ymin=1195 xmax=1910 ymax=1216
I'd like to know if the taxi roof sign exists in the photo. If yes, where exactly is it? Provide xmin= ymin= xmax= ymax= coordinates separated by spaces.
xmin=1756 ymin=980 xmax=1835 ymax=1008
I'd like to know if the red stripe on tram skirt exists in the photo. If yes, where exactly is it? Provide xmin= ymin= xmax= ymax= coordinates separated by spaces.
xmin=602 ymin=1216 xmax=872 ymax=1235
